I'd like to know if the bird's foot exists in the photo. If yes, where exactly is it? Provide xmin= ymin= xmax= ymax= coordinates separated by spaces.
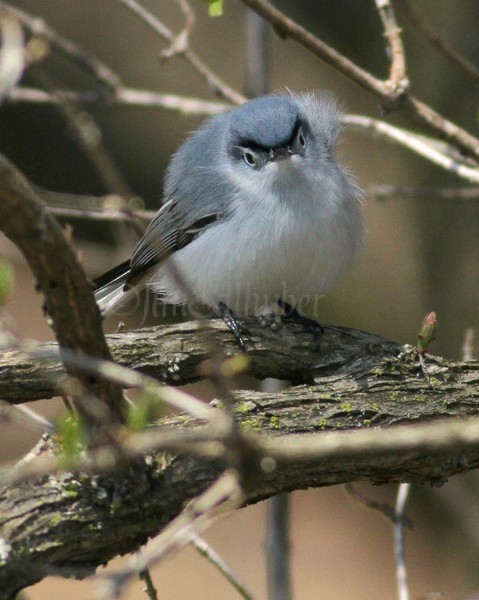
xmin=277 ymin=299 xmax=324 ymax=348
xmin=257 ymin=313 xmax=283 ymax=332
xmin=217 ymin=302 xmax=250 ymax=351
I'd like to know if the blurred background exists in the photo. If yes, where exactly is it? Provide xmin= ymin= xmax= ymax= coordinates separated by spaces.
xmin=1 ymin=1 xmax=479 ymax=598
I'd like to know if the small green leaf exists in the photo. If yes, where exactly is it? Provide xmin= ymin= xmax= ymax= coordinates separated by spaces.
xmin=127 ymin=387 xmax=165 ymax=431
xmin=0 ymin=259 xmax=14 ymax=306
xmin=201 ymin=0 xmax=223 ymax=17
xmin=57 ymin=415 xmax=88 ymax=466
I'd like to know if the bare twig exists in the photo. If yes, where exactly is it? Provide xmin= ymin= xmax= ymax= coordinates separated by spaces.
xmin=47 ymin=202 xmax=154 ymax=224
xmin=344 ymin=484 xmax=412 ymax=526
xmin=370 ymin=184 xmax=479 ymax=201
xmin=191 ymin=535 xmax=260 ymax=600
xmin=5 ymin=85 xmax=231 ymax=114
xmin=117 ymin=0 xmax=244 ymax=105
xmin=396 ymin=0 xmax=479 ymax=85
xmin=245 ymin=8 xmax=269 ymax=97
xmin=394 ymin=483 xmax=411 ymax=600
xmin=35 ymin=344 xmax=221 ymax=422
xmin=262 ymin=416 xmax=479 ymax=464
xmin=344 ymin=115 xmax=479 ymax=184
xmin=1 ymin=425 xmax=226 ymax=487
xmin=0 ymin=400 xmax=54 ymax=433
xmin=375 ymin=0 xmax=409 ymax=96
xmin=115 ymin=86 xmax=231 ymax=113
xmin=463 ymin=329 xmax=475 ymax=362
xmin=139 ymin=566 xmax=158 ymax=600
xmin=1 ymin=0 xmax=239 ymax=120
xmin=160 ymin=0 xmax=194 ymax=60
xmin=266 ymin=494 xmax=291 ymax=600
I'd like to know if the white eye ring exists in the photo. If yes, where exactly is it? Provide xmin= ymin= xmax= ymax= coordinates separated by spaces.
xmin=244 ymin=151 xmax=256 ymax=167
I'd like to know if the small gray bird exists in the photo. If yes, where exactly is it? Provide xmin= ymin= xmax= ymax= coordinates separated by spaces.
xmin=94 ymin=92 xmax=363 ymax=346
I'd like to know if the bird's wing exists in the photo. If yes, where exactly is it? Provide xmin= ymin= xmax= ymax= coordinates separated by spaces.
xmin=125 ymin=197 xmax=220 ymax=288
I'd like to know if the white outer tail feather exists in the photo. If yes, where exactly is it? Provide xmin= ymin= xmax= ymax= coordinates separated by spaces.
xmin=94 ymin=270 xmax=144 ymax=316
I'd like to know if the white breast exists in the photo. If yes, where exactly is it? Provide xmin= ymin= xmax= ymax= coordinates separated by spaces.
xmin=149 ymin=157 xmax=363 ymax=315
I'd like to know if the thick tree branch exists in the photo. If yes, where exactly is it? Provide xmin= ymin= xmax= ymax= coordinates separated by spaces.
xmin=0 ymin=154 xmax=125 ymax=422
xmin=0 ymin=321 xmax=400 ymax=402
xmin=1 ymin=328 xmax=479 ymax=597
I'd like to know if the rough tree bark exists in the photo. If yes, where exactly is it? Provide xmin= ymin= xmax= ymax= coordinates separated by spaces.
xmin=1 ymin=319 xmax=479 ymax=598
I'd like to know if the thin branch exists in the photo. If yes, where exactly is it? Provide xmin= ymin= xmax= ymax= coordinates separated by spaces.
xmin=375 ymin=0 xmax=408 ymax=94
xmin=139 ymin=567 xmax=158 ymax=600
xmin=238 ymin=0 xmax=479 ymax=158
xmin=245 ymin=8 xmax=269 ymax=97
xmin=116 ymin=87 xmax=231 ymax=113
xmin=266 ymin=494 xmax=291 ymax=600
xmin=262 ymin=416 xmax=479 ymax=464
xmin=0 ymin=153 xmax=125 ymax=423
xmin=191 ymin=535 xmax=260 ymax=600
xmin=370 ymin=184 xmax=479 ymax=201
xmin=32 ymin=185 xmax=156 ymax=227
xmin=344 ymin=484 xmax=410 ymax=525
xmin=463 ymin=329 xmax=475 ymax=362
xmin=0 ymin=400 xmax=54 ymax=433
xmin=47 ymin=203 xmax=154 ymax=224
xmin=394 ymin=483 xmax=411 ymax=600
xmin=396 ymin=0 xmax=479 ymax=85
xmin=5 ymin=85 xmax=231 ymax=114
xmin=117 ymin=0 xmax=245 ymax=105
xmin=344 ymin=114 xmax=479 ymax=184
xmin=160 ymin=0 xmax=194 ymax=60
xmin=33 ymin=343 xmax=222 ymax=422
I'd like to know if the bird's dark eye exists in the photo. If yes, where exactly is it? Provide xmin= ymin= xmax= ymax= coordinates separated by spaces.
xmin=244 ymin=150 xmax=256 ymax=167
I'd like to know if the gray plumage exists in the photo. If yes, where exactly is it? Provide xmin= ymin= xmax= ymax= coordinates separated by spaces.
xmin=95 ymin=92 xmax=363 ymax=317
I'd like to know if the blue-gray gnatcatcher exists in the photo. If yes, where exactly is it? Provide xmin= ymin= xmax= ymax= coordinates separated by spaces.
xmin=95 ymin=92 xmax=363 ymax=346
